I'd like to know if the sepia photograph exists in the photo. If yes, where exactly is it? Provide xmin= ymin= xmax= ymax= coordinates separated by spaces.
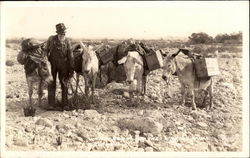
xmin=0 ymin=1 xmax=249 ymax=158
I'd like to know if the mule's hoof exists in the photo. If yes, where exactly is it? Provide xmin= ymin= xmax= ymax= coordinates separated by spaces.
xmin=56 ymin=135 xmax=63 ymax=146
xmin=23 ymin=106 xmax=36 ymax=117
xmin=63 ymin=106 xmax=72 ymax=111
xmin=44 ymin=106 xmax=63 ymax=111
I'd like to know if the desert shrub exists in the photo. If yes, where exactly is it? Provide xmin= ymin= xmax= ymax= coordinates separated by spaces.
xmin=188 ymin=32 xmax=214 ymax=44
xmin=192 ymin=45 xmax=203 ymax=54
xmin=6 ymin=60 xmax=15 ymax=66
xmin=215 ymin=32 xmax=242 ymax=44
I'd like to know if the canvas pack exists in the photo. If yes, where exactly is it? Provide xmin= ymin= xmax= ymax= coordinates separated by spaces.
xmin=145 ymin=50 xmax=164 ymax=71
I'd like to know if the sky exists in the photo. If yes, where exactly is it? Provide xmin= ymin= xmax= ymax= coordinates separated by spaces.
xmin=2 ymin=1 xmax=249 ymax=39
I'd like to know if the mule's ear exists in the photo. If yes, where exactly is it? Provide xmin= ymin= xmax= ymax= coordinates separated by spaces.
xmin=171 ymin=53 xmax=178 ymax=58
xmin=79 ymin=41 xmax=86 ymax=50
xmin=118 ymin=56 xmax=127 ymax=64
xmin=159 ymin=49 xmax=167 ymax=57
xmin=171 ymin=49 xmax=181 ymax=58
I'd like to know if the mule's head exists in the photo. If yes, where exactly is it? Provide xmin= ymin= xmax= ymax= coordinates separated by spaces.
xmin=80 ymin=41 xmax=97 ymax=74
xmin=31 ymin=56 xmax=53 ymax=85
xmin=118 ymin=51 xmax=143 ymax=84
xmin=162 ymin=53 xmax=178 ymax=83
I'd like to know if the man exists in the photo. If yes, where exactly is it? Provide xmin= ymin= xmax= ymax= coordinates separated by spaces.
xmin=44 ymin=23 xmax=74 ymax=110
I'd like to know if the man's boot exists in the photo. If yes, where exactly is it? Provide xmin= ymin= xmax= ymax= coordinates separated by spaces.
xmin=47 ymin=83 xmax=59 ymax=110
xmin=61 ymin=79 xmax=71 ymax=110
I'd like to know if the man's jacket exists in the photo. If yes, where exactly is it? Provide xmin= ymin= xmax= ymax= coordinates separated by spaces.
xmin=45 ymin=35 xmax=74 ymax=68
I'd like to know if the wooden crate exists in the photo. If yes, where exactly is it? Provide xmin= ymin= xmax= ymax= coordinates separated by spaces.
xmin=195 ymin=58 xmax=220 ymax=78
xmin=145 ymin=50 xmax=164 ymax=71
xmin=97 ymin=48 xmax=113 ymax=65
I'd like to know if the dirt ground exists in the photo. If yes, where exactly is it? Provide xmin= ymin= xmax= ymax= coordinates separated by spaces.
xmin=4 ymin=43 xmax=243 ymax=152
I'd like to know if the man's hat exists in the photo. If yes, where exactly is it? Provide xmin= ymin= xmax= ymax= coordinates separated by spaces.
xmin=56 ymin=23 xmax=67 ymax=34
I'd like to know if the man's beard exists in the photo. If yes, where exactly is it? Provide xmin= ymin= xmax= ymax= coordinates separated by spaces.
xmin=58 ymin=34 xmax=65 ymax=41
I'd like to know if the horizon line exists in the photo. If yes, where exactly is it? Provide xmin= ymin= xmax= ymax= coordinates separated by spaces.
xmin=5 ymin=30 xmax=242 ymax=41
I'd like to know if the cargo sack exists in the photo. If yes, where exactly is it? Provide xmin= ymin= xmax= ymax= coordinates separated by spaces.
xmin=21 ymin=38 xmax=41 ymax=52
xmin=96 ymin=45 xmax=113 ymax=65
xmin=195 ymin=58 xmax=220 ymax=78
xmin=17 ymin=51 xmax=28 ymax=65
xmin=144 ymin=50 xmax=164 ymax=71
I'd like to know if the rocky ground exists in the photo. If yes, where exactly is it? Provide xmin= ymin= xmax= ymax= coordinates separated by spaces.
xmin=4 ymin=43 xmax=243 ymax=152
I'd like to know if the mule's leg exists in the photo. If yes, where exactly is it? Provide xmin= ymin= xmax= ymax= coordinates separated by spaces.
xmin=136 ymin=78 xmax=142 ymax=95
xmin=208 ymin=84 xmax=214 ymax=110
xmin=107 ymin=64 xmax=113 ymax=83
xmin=134 ymin=78 xmax=141 ymax=100
xmin=191 ymin=90 xmax=197 ymax=110
xmin=68 ymin=77 xmax=74 ymax=95
xmin=74 ymin=73 xmax=80 ymax=97
xmin=38 ymin=80 xmax=43 ymax=107
xmin=84 ymin=76 xmax=89 ymax=98
xmin=180 ymin=84 xmax=186 ymax=106
xmin=142 ymin=75 xmax=147 ymax=96
xmin=27 ymin=79 xmax=33 ymax=107
xmin=128 ymin=81 xmax=134 ymax=96
xmin=181 ymin=89 xmax=187 ymax=107
xmin=202 ymin=90 xmax=208 ymax=108
xmin=91 ymin=74 xmax=97 ymax=103
xmin=132 ymin=80 xmax=138 ymax=96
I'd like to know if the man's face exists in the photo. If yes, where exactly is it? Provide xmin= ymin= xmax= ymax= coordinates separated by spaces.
xmin=58 ymin=32 xmax=66 ymax=40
